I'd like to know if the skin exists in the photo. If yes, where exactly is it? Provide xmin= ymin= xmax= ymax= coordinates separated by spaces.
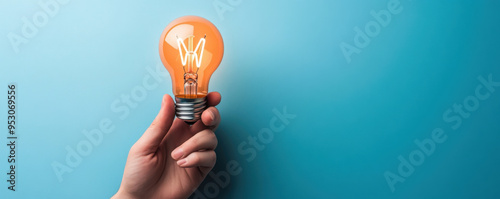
xmin=113 ymin=92 xmax=221 ymax=199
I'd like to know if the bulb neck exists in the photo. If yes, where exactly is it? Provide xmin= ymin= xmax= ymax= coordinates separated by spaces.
xmin=175 ymin=96 xmax=207 ymax=125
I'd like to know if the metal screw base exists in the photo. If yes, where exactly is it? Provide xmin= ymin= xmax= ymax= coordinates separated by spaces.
xmin=175 ymin=97 xmax=207 ymax=125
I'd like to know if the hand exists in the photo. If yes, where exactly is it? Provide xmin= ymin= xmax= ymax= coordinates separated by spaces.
xmin=113 ymin=92 xmax=221 ymax=199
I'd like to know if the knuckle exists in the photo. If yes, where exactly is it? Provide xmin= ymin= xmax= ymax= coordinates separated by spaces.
xmin=197 ymin=130 xmax=210 ymax=138
xmin=129 ymin=144 xmax=138 ymax=154
xmin=190 ymin=136 xmax=200 ymax=146
xmin=149 ymin=120 xmax=158 ymax=129
xmin=147 ymin=124 xmax=160 ymax=134
xmin=210 ymin=151 xmax=217 ymax=166
xmin=203 ymin=130 xmax=218 ymax=146
xmin=191 ymin=154 xmax=201 ymax=164
xmin=211 ymin=151 xmax=217 ymax=161
xmin=211 ymin=134 xmax=218 ymax=148
xmin=203 ymin=129 xmax=215 ymax=137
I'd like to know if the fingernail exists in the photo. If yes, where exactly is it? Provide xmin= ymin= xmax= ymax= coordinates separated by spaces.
xmin=172 ymin=148 xmax=183 ymax=160
xmin=209 ymin=111 xmax=216 ymax=124
xmin=162 ymin=95 xmax=167 ymax=106
xmin=177 ymin=159 xmax=187 ymax=166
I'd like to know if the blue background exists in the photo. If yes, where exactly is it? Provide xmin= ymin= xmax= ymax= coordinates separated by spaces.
xmin=1 ymin=0 xmax=500 ymax=198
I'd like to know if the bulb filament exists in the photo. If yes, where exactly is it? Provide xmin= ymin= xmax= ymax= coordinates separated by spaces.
xmin=175 ymin=34 xmax=206 ymax=98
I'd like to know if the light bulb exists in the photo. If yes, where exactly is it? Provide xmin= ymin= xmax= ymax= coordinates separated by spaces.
xmin=159 ymin=16 xmax=224 ymax=124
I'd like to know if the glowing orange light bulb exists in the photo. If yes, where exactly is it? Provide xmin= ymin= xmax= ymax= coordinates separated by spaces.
xmin=159 ymin=16 xmax=224 ymax=124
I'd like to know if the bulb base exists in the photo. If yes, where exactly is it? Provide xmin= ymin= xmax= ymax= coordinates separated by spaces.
xmin=175 ymin=97 xmax=207 ymax=125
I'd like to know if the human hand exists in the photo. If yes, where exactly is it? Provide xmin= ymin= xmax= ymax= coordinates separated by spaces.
xmin=112 ymin=92 xmax=221 ymax=199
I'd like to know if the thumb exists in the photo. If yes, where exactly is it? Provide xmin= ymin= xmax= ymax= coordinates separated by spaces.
xmin=133 ymin=94 xmax=175 ymax=155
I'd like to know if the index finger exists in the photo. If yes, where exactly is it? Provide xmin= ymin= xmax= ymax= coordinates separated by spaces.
xmin=190 ymin=92 xmax=221 ymax=131
xmin=206 ymin=92 xmax=221 ymax=106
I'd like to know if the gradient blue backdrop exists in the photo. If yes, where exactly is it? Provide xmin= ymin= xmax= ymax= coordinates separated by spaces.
xmin=1 ymin=0 xmax=500 ymax=198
